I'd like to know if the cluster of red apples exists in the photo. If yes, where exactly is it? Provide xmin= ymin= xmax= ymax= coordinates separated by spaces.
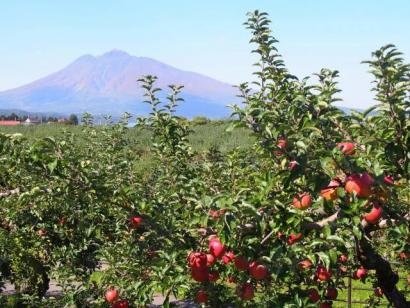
xmin=105 ymin=288 xmax=129 ymax=308
xmin=300 ymin=254 xmax=372 ymax=307
xmin=188 ymin=236 xmax=269 ymax=304
xmin=291 ymin=142 xmax=393 ymax=225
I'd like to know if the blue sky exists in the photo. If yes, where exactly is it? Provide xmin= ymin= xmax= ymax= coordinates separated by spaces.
xmin=1 ymin=0 xmax=409 ymax=108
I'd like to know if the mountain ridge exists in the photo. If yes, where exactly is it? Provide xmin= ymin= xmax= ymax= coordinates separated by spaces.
xmin=0 ymin=50 xmax=238 ymax=118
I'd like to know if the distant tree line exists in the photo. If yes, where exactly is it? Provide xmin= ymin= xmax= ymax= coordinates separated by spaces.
xmin=184 ymin=116 xmax=231 ymax=126
xmin=1 ymin=112 xmax=232 ymax=127
xmin=0 ymin=113 xmax=79 ymax=125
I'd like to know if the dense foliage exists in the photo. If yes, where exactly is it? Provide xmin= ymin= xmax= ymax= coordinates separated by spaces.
xmin=1 ymin=11 xmax=409 ymax=307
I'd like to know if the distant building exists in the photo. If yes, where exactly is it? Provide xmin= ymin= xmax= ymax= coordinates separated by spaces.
xmin=23 ymin=118 xmax=41 ymax=125
xmin=58 ymin=118 xmax=68 ymax=124
xmin=0 ymin=120 xmax=21 ymax=126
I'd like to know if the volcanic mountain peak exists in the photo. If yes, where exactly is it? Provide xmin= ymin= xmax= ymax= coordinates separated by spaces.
xmin=0 ymin=50 xmax=237 ymax=117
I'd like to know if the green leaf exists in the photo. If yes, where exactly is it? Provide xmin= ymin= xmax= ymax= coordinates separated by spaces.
xmin=89 ymin=271 xmax=104 ymax=286
xmin=322 ymin=225 xmax=331 ymax=239
xmin=47 ymin=159 xmax=58 ymax=173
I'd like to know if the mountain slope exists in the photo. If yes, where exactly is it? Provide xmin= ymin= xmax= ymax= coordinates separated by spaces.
xmin=0 ymin=50 xmax=238 ymax=118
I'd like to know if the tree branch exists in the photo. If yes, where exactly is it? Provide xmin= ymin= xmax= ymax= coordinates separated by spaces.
xmin=362 ymin=211 xmax=410 ymax=234
xmin=303 ymin=210 xmax=341 ymax=231
xmin=259 ymin=210 xmax=341 ymax=245
xmin=261 ymin=230 xmax=275 ymax=245
xmin=358 ymin=237 xmax=409 ymax=307
xmin=0 ymin=188 xmax=20 ymax=198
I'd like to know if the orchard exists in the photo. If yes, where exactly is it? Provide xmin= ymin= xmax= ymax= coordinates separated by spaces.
xmin=0 ymin=10 xmax=409 ymax=307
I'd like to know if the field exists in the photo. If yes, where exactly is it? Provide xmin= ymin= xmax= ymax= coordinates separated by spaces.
xmin=0 ymin=122 xmax=254 ymax=175
xmin=0 ymin=122 xmax=254 ymax=152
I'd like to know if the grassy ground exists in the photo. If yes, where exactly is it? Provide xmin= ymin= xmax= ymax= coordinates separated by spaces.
xmin=0 ymin=123 xmax=254 ymax=153
xmin=333 ymin=274 xmax=409 ymax=307
xmin=0 ymin=123 xmax=255 ymax=176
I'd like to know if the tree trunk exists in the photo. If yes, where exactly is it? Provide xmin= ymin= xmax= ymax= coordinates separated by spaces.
xmin=358 ymin=237 xmax=409 ymax=308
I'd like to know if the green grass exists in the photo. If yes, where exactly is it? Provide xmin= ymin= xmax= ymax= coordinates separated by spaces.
xmin=0 ymin=123 xmax=82 ymax=139
xmin=0 ymin=123 xmax=255 ymax=153
xmin=333 ymin=274 xmax=409 ymax=307
xmin=0 ymin=123 xmax=255 ymax=177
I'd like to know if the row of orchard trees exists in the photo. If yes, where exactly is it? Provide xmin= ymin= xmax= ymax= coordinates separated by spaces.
xmin=0 ymin=11 xmax=409 ymax=308
xmin=0 ymin=114 xmax=79 ymax=125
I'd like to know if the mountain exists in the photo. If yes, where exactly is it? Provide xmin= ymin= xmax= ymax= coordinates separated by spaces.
xmin=0 ymin=50 xmax=238 ymax=118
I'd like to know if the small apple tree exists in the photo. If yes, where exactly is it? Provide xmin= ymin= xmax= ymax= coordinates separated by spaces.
xmin=224 ymin=10 xmax=409 ymax=307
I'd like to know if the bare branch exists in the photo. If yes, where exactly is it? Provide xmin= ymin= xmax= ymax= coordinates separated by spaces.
xmin=303 ymin=210 xmax=341 ymax=231
xmin=261 ymin=230 xmax=275 ymax=245
xmin=0 ymin=188 xmax=20 ymax=198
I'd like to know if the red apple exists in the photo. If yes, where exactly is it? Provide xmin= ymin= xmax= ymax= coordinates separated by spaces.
xmin=236 ymin=283 xmax=254 ymax=301
xmin=209 ymin=239 xmax=226 ymax=258
xmin=361 ymin=172 xmax=375 ymax=186
xmin=188 ymin=252 xmax=207 ymax=269
xmin=287 ymin=233 xmax=303 ymax=245
xmin=320 ymin=179 xmax=341 ymax=201
xmin=234 ymin=255 xmax=249 ymax=271
xmin=320 ymin=303 xmax=333 ymax=308
xmin=274 ymin=138 xmax=287 ymax=156
xmin=374 ymin=287 xmax=383 ymax=297
xmin=363 ymin=203 xmax=382 ymax=224
xmin=111 ymin=300 xmax=129 ymax=308
xmin=307 ymin=288 xmax=320 ymax=303
xmin=222 ymin=251 xmax=235 ymax=264
xmin=195 ymin=289 xmax=208 ymax=303
xmin=249 ymin=261 xmax=268 ymax=280
xmin=316 ymin=266 xmax=332 ymax=281
xmin=292 ymin=193 xmax=312 ymax=210
xmin=206 ymin=254 xmax=216 ymax=266
xmin=37 ymin=228 xmax=47 ymax=237
xmin=325 ymin=287 xmax=338 ymax=300
xmin=105 ymin=288 xmax=119 ymax=303
xmin=208 ymin=210 xmax=219 ymax=219
xmin=338 ymin=254 xmax=348 ymax=263
xmin=130 ymin=216 xmax=143 ymax=228
xmin=191 ymin=267 xmax=209 ymax=282
xmin=353 ymin=267 xmax=367 ymax=280
xmin=227 ymin=276 xmax=237 ymax=283
xmin=337 ymin=142 xmax=355 ymax=155
xmin=383 ymin=175 xmax=395 ymax=185
xmin=208 ymin=209 xmax=225 ymax=219
xmin=298 ymin=259 xmax=313 ymax=270
xmin=345 ymin=174 xmax=372 ymax=198
xmin=289 ymin=160 xmax=298 ymax=170
xmin=208 ymin=270 xmax=219 ymax=282
xmin=278 ymin=138 xmax=287 ymax=149
xmin=399 ymin=252 xmax=409 ymax=260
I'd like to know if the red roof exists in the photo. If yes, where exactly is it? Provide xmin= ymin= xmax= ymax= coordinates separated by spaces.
xmin=0 ymin=120 xmax=21 ymax=126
